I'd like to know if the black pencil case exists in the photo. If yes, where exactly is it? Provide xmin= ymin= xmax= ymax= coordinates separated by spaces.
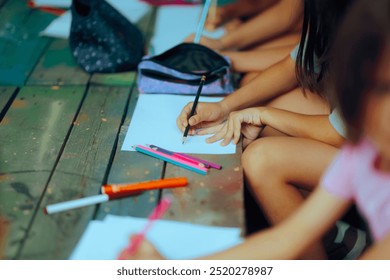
xmin=137 ymin=43 xmax=234 ymax=95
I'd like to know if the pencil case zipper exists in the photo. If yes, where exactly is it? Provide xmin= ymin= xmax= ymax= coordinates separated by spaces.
xmin=140 ymin=69 xmax=224 ymax=86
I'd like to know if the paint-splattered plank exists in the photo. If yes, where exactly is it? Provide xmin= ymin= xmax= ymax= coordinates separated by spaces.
xmin=0 ymin=86 xmax=85 ymax=259
xmin=90 ymin=72 xmax=136 ymax=87
xmin=27 ymin=39 xmax=89 ymax=86
xmin=18 ymin=86 xmax=131 ymax=259
xmin=90 ymin=8 xmax=156 ymax=86
xmin=92 ymin=8 xmax=161 ymax=220
xmin=0 ymin=0 xmax=55 ymax=85
xmin=0 ymin=87 xmax=16 ymax=118
xmin=163 ymin=151 xmax=244 ymax=229
xmin=94 ymin=87 xmax=163 ymax=221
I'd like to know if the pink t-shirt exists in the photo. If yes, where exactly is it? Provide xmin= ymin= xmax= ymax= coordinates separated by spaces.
xmin=321 ymin=139 xmax=390 ymax=241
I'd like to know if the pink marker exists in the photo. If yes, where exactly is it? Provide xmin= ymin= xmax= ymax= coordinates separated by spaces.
xmin=119 ymin=196 xmax=172 ymax=258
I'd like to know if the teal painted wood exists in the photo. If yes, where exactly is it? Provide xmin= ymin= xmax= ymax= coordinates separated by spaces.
xmin=94 ymin=87 xmax=163 ymax=221
xmin=163 ymin=152 xmax=244 ymax=229
xmin=0 ymin=86 xmax=85 ymax=259
xmin=0 ymin=0 xmax=7 ymax=9
xmin=18 ymin=86 xmax=132 ymax=259
xmin=0 ymin=87 xmax=16 ymax=117
xmin=0 ymin=0 xmax=55 ymax=85
xmin=27 ymin=39 xmax=90 ymax=86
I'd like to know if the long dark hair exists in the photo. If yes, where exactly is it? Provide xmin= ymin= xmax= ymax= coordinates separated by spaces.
xmin=296 ymin=0 xmax=353 ymax=97
xmin=330 ymin=0 xmax=390 ymax=143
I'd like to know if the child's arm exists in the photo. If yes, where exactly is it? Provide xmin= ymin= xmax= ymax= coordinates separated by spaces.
xmin=121 ymin=188 xmax=351 ymax=260
xmin=218 ymin=0 xmax=303 ymax=51
xmin=204 ymin=107 xmax=344 ymax=147
xmin=359 ymin=232 xmax=390 ymax=260
xmin=177 ymin=56 xmax=297 ymax=133
xmin=221 ymin=56 xmax=298 ymax=111
xmin=201 ymin=188 xmax=350 ymax=259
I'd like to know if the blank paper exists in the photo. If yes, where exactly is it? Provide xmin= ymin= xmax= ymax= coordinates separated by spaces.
xmin=70 ymin=214 xmax=242 ymax=260
xmin=121 ymin=94 xmax=236 ymax=154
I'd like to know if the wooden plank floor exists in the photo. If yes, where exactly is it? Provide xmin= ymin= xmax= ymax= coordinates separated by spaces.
xmin=0 ymin=87 xmax=17 ymax=118
xmin=0 ymin=86 xmax=86 ymax=259
xmin=0 ymin=1 xmax=244 ymax=260
xmin=27 ymin=39 xmax=89 ymax=86
xmin=0 ymin=0 xmax=55 ymax=86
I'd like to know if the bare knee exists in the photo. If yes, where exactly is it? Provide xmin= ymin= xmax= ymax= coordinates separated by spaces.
xmin=242 ymin=139 xmax=280 ymax=184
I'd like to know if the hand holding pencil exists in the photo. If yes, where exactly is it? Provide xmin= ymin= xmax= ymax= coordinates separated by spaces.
xmin=176 ymin=101 xmax=229 ymax=136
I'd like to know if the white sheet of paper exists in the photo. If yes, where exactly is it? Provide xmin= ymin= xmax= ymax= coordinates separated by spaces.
xmin=40 ymin=10 xmax=71 ymax=39
xmin=121 ymin=94 xmax=236 ymax=154
xmin=40 ymin=0 xmax=150 ymax=39
xmin=151 ymin=5 xmax=225 ymax=55
xmin=32 ymin=0 xmax=71 ymax=8
xmin=70 ymin=214 xmax=242 ymax=260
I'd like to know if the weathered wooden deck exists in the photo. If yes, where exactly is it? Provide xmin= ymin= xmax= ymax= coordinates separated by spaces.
xmin=0 ymin=0 xmax=244 ymax=259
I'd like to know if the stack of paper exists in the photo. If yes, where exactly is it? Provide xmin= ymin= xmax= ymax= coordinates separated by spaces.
xmin=70 ymin=214 xmax=242 ymax=260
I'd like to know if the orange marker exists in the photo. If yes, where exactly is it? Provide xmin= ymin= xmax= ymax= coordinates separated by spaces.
xmin=102 ymin=177 xmax=188 ymax=197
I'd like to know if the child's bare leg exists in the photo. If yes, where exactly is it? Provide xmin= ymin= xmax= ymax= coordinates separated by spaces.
xmin=242 ymin=137 xmax=339 ymax=259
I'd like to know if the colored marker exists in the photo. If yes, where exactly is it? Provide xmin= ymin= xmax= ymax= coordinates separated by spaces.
xmin=45 ymin=177 xmax=188 ymax=214
xmin=44 ymin=194 xmax=110 ymax=214
xmin=102 ymin=177 xmax=188 ymax=196
xmin=119 ymin=196 xmax=172 ymax=258
xmin=134 ymin=145 xmax=208 ymax=175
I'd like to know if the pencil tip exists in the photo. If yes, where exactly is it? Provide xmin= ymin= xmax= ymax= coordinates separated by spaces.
xmin=182 ymin=137 xmax=186 ymax=144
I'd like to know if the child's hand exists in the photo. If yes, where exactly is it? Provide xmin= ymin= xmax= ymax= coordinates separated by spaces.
xmin=203 ymin=107 xmax=265 ymax=146
xmin=176 ymin=101 xmax=229 ymax=135
xmin=184 ymin=34 xmax=224 ymax=51
xmin=118 ymin=235 xmax=165 ymax=260
xmin=205 ymin=4 xmax=235 ymax=31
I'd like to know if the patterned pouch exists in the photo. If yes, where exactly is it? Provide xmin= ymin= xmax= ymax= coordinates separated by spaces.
xmin=69 ymin=0 xmax=144 ymax=73
xmin=137 ymin=43 xmax=234 ymax=95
